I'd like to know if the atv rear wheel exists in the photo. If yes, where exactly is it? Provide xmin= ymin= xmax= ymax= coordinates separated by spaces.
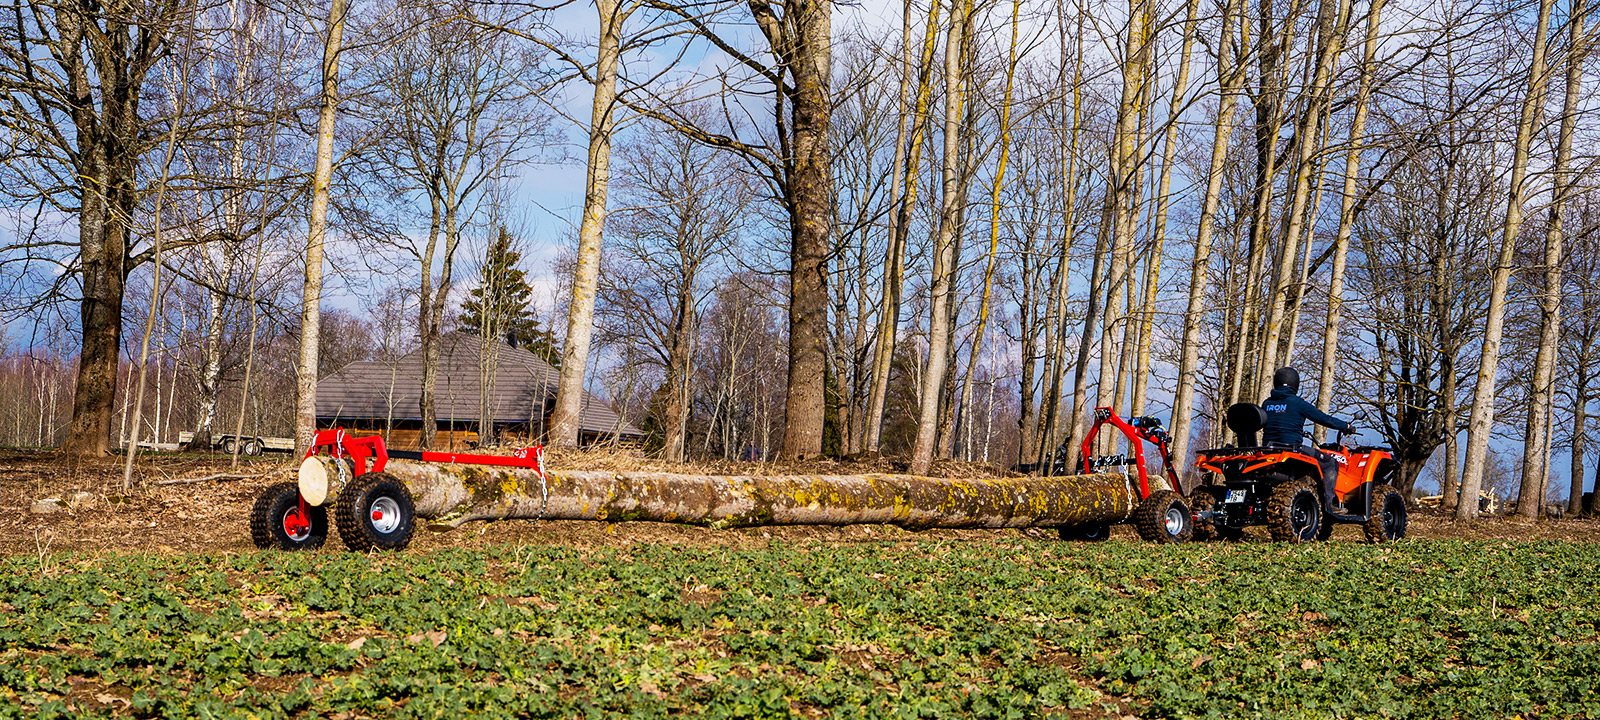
xmin=1362 ymin=485 xmax=1408 ymax=542
xmin=1058 ymin=523 xmax=1111 ymax=542
xmin=335 ymin=473 xmax=416 ymax=552
xmin=1187 ymin=490 xmax=1219 ymax=541
xmin=1134 ymin=490 xmax=1192 ymax=543
xmin=1266 ymin=481 xmax=1322 ymax=543
xmin=250 ymin=482 xmax=328 ymax=550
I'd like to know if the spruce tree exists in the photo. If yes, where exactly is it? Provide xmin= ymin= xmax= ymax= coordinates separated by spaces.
xmin=461 ymin=227 xmax=561 ymax=367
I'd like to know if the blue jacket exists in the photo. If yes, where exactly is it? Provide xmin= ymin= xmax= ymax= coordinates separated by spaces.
xmin=1260 ymin=387 xmax=1352 ymax=446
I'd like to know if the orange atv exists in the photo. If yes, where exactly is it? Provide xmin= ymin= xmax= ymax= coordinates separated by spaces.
xmin=1189 ymin=403 xmax=1408 ymax=543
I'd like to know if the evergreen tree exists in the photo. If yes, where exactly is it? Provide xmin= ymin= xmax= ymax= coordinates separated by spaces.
xmin=461 ymin=227 xmax=561 ymax=367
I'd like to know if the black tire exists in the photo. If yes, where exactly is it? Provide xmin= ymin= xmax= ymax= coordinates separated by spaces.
xmin=1188 ymin=490 xmax=1219 ymax=541
xmin=250 ymin=482 xmax=328 ymax=550
xmin=222 ymin=438 xmax=237 ymax=455
xmin=1058 ymin=523 xmax=1112 ymax=542
xmin=335 ymin=473 xmax=416 ymax=552
xmin=1266 ymin=481 xmax=1322 ymax=543
xmin=243 ymin=439 xmax=262 ymax=456
xmin=1363 ymin=484 xmax=1408 ymax=543
xmin=1134 ymin=490 xmax=1192 ymax=543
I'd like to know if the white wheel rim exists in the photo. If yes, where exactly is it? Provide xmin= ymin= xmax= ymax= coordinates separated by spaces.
xmin=1164 ymin=507 xmax=1186 ymax=535
xmin=370 ymin=496 xmax=403 ymax=534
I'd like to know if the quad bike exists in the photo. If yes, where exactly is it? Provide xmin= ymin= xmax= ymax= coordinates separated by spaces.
xmin=250 ymin=429 xmax=547 ymax=552
xmin=1189 ymin=403 xmax=1407 ymax=543
xmin=1057 ymin=408 xmax=1194 ymax=544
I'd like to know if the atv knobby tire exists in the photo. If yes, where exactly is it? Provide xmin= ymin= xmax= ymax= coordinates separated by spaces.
xmin=335 ymin=473 xmax=416 ymax=552
xmin=1363 ymin=484 xmax=1408 ymax=543
xmin=250 ymin=482 xmax=328 ymax=550
xmin=1134 ymin=490 xmax=1192 ymax=543
xmin=1058 ymin=523 xmax=1112 ymax=542
xmin=1266 ymin=481 xmax=1322 ymax=543
xmin=1188 ymin=490 xmax=1219 ymax=541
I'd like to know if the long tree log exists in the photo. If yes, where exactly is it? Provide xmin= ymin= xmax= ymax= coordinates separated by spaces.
xmin=371 ymin=461 xmax=1139 ymax=531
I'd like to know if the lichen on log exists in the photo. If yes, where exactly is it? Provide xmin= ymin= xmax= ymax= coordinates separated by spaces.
xmin=376 ymin=460 xmax=1138 ymax=531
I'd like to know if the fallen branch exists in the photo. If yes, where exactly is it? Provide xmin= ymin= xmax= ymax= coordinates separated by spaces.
xmin=155 ymin=470 xmax=286 ymax=486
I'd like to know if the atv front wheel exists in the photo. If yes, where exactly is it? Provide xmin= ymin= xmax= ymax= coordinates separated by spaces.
xmin=335 ymin=473 xmax=416 ymax=552
xmin=1362 ymin=485 xmax=1408 ymax=542
xmin=250 ymin=482 xmax=328 ymax=550
xmin=1266 ymin=481 xmax=1322 ymax=543
xmin=1134 ymin=490 xmax=1192 ymax=543
xmin=1058 ymin=523 xmax=1112 ymax=542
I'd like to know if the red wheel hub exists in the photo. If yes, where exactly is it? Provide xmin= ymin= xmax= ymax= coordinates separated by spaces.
xmin=283 ymin=508 xmax=309 ymax=535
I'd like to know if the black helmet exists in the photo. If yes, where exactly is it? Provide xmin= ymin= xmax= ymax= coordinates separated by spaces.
xmin=1273 ymin=367 xmax=1300 ymax=394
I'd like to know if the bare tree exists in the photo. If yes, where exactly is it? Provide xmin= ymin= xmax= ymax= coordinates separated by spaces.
xmin=1458 ymin=0 xmax=1555 ymax=521
xmin=0 ymin=0 xmax=189 ymax=456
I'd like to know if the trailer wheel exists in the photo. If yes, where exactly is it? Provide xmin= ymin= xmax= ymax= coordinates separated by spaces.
xmin=1187 ymin=490 xmax=1219 ymax=541
xmin=250 ymin=482 xmax=327 ymax=550
xmin=1362 ymin=485 xmax=1408 ymax=543
xmin=243 ymin=439 xmax=262 ymax=456
xmin=335 ymin=473 xmax=416 ymax=552
xmin=1134 ymin=490 xmax=1192 ymax=543
xmin=222 ymin=437 xmax=237 ymax=455
xmin=1058 ymin=523 xmax=1111 ymax=542
xmin=1266 ymin=481 xmax=1322 ymax=543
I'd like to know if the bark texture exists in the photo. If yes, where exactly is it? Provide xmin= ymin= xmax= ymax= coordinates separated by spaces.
xmin=778 ymin=0 xmax=834 ymax=460
xmin=296 ymin=0 xmax=348 ymax=456
xmin=376 ymin=461 xmax=1139 ymax=530
xmin=1457 ymin=0 xmax=1554 ymax=521
xmin=550 ymin=0 xmax=625 ymax=446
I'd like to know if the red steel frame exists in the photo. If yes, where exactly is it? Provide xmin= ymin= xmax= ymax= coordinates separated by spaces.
xmin=1077 ymin=407 xmax=1180 ymax=500
xmin=282 ymin=428 xmax=548 ymax=536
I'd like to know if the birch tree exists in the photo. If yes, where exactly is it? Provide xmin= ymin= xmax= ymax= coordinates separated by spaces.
xmin=295 ymin=0 xmax=348 ymax=454
xmin=1458 ymin=0 xmax=1555 ymax=521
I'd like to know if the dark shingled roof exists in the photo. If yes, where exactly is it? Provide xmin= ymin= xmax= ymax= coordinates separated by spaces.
xmin=315 ymin=331 xmax=642 ymax=437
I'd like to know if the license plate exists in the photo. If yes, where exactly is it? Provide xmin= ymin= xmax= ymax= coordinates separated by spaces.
xmin=1225 ymin=489 xmax=1247 ymax=504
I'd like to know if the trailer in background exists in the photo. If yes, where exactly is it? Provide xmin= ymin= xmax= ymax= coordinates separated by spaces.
xmin=177 ymin=431 xmax=294 ymax=456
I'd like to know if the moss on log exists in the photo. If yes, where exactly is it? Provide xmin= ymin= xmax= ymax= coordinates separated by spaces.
xmin=374 ymin=460 xmax=1138 ymax=530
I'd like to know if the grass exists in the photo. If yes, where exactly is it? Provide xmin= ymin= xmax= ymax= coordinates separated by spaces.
xmin=1 ymin=538 xmax=1597 ymax=719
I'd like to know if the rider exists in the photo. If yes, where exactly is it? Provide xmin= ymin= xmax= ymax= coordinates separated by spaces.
xmin=1261 ymin=367 xmax=1354 ymax=491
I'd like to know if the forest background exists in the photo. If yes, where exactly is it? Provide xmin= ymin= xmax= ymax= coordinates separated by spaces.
xmin=1 ymin=0 xmax=1595 ymax=522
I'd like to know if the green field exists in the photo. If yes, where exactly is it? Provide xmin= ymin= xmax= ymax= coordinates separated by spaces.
xmin=2 ymin=539 xmax=1596 ymax=719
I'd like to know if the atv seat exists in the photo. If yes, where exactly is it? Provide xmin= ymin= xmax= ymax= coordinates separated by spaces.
xmin=1226 ymin=403 xmax=1268 ymax=448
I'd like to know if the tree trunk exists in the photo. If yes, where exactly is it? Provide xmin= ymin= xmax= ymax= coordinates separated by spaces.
xmin=550 ymin=0 xmax=626 ymax=447
xmin=1572 ymin=392 xmax=1589 ymax=516
xmin=660 ymin=283 xmax=697 ymax=461
xmin=374 ymin=461 xmax=1140 ymax=531
xmin=1093 ymin=0 xmax=1151 ymax=445
xmin=865 ymin=0 xmax=937 ymax=453
xmin=955 ymin=0 xmax=1021 ymax=462
xmin=57 ymin=3 xmax=178 ymax=457
xmin=1313 ymin=0 xmax=1384 ymax=443
xmin=295 ymin=0 xmax=348 ymax=456
xmin=1254 ymin=0 xmax=1350 ymax=392
xmin=778 ymin=0 xmax=834 ymax=460
xmin=1036 ymin=3 xmax=1086 ymax=466
xmin=1518 ymin=0 xmax=1584 ymax=519
xmin=910 ymin=4 xmax=967 ymax=475
xmin=1130 ymin=0 xmax=1199 ymax=421
xmin=1458 ymin=0 xmax=1554 ymax=521
xmin=1167 ymin=0 xmax=1243 ymax=472
xmin=1063 ymin=204 xmax=1114 ymax=467
xmin=1441 ymin=361 xmax=1460 ymax=511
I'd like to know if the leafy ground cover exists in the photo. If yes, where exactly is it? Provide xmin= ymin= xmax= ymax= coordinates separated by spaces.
xmin=2 ymin=539 xmax=1597 ymax=719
